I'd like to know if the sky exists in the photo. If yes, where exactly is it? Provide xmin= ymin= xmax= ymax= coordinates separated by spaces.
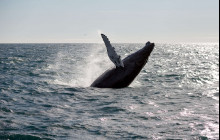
xmin=0 ymin=0 xmax=219 ymax=43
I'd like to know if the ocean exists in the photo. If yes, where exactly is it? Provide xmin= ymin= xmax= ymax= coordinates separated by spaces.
xmin=0 ymin=43 xmax=219 ymax=140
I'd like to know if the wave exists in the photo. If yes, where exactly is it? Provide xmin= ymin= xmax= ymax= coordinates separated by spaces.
xmin=0 ymin=134 xmax=51 ymax=140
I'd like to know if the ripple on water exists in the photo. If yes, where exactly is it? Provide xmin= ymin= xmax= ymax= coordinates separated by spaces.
xmin=0 ymin=43 xmax=219 ymax=139
xmin=0 ymin=134 xmax=50 ymax=140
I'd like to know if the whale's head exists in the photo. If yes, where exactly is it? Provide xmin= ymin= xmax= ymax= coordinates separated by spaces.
xmin=123 ymin=42 xmax=155 ymax=68
xmin=135 ymin=42 xmax=154 ymax=67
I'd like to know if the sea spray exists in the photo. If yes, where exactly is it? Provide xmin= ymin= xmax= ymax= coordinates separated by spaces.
xmin=78 ymin=44 xmax=112 ymax=87
xmin=45 ymin=44 xmax=111 ymax=87
xmin=46 ymin=49 xmax=77 ymax=86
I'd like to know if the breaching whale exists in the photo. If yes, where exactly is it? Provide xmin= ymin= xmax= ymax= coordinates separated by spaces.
xmin=90 ymin=34 xmax=155 ymax=88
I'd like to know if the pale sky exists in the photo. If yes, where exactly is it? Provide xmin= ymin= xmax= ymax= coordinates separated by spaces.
xmin=0 ymin=0 xmax=219 ymax=43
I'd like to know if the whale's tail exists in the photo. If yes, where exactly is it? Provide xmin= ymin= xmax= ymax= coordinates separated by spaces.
xmin=101 ymin=34 xmax=124 ymax=68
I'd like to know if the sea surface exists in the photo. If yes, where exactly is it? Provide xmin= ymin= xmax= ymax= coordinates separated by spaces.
xmin=0 ymin=43 xmax=219 ymax=140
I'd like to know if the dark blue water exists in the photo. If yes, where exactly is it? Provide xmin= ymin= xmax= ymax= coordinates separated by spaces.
xmin=0 ymin=43 xmax=219 ymax=140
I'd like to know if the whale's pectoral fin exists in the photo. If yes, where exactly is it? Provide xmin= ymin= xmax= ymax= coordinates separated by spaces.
xmin=101 ymin=34 xmax=124 ymax=68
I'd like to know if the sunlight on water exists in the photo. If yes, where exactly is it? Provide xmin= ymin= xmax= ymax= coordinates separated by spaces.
xmin=180 ymin=108 xmax=194 ymax=117
xmin=201 ymin=121 xmax=219 ymax=139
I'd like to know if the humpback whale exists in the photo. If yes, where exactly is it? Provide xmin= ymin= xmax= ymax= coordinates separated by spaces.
xmin=90 ymin=34 xmax=155 ymax=88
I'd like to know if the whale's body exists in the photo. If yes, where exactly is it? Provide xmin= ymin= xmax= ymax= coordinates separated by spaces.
xmin=90 ymin=42 xmax=155 ymax=88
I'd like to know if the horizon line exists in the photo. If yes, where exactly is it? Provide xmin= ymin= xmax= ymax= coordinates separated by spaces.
xmin=0 ymin=42 xmax=219 ymax=45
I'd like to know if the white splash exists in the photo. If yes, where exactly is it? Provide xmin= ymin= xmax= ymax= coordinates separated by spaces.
xmin=45 ymin=44 xmax=111 ymax=87
xmin=77 ymin=44 xmax=111 ymax=87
